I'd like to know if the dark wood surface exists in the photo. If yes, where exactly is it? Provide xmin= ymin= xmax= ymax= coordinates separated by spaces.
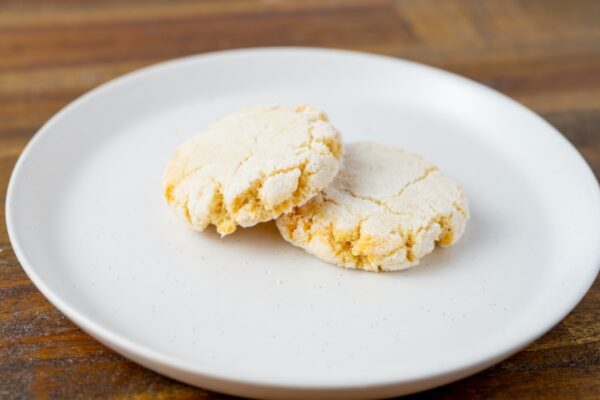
xmin=1 ymin=1 xmax=599 ymax=398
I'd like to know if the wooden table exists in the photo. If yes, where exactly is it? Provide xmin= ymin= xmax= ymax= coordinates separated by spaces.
xmin=1 ymin=1 xmax=599 ymax=398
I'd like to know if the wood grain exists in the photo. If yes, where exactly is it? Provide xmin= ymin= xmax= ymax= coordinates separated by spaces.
xmin=1 ymin=0 xmax=599 ymax=398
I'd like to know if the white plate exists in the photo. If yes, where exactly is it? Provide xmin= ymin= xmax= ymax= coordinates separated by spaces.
xmin=7 ymin=48 xmax=600 ymax=399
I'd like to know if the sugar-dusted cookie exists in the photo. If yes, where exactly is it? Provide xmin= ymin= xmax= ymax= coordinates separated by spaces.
xmin=277 ymin=142 xmax=468 ymax=271
xmin=164 ymin=105 xmax=343 ymax=235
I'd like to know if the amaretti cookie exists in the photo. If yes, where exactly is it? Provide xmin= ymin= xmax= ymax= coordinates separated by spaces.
xmin=164 ymin=105 xmax=343 ymax=235
xmin=276 ymin=142 xmax=468 ymax=271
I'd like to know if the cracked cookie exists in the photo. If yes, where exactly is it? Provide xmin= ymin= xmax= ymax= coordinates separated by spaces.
xmin=163 ymin=105 xmax=343 ymax=235
xmin=276 ymin=142 xmax=468 ymax=271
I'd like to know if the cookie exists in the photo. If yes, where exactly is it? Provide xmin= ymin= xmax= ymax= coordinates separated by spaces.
xmin=276 ymin=142 xmax=468 ymax=271
xmin=163 ymin=105 xmax=343 ymax=235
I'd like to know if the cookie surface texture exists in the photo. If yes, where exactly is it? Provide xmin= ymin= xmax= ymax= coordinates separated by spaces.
xmin=164 ymin=105 xmax=343 ymax=235
xmin=276 ymin=142 xmax=469 ymax=271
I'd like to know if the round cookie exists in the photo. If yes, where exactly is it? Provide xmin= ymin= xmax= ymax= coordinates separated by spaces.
xmin=276 ymin=142 xmax=469 ymax=272
xmin=163 ymin=105 xmax=343 ymax=236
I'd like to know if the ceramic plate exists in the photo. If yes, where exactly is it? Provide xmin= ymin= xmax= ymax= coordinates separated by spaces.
xmin=6 ymin=48 xmax=600 ymax=399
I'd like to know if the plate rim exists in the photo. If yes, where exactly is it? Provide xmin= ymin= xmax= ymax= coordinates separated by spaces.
xmin=6 ymin=46 xmax=600 ymax=394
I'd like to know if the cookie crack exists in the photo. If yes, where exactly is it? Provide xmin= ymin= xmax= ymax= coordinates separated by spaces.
xmin=323 ymin=217 xmax=372 ymax=267
xmin=207 ymin=182 xmax=236 ymax=236
xmin=230 ymin=162 xmax=312 ymax=216
xmin=384 ymin=166 xmax=437 ymax=201
xmin=320 ymin=193 xmax=357 ymax=216
xmin=337 ymin=188 xmax=400 ymax=216
xmin=233 ymin=152 xmax=254 ymax=174
xmin=297 ymin=123 xmax=342 ymax=160
xmin=164 ymin=164 xmax=209 ymax=203
xmin=378 ymin=215 xmax=447 ymax=264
